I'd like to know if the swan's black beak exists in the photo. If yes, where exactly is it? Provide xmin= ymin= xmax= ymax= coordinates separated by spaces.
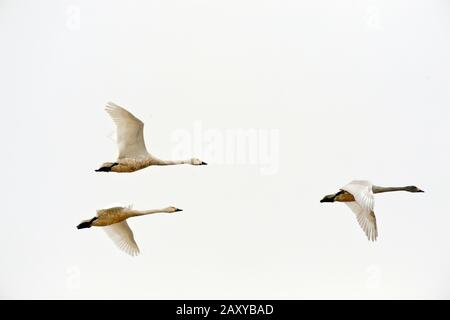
xmin=418 ymin=189 xmax=425 ymax=193
xmin=175 ymin=208 xmax=183 ymax=212
xmin=200 ymin=161 xmax=207 ymax=165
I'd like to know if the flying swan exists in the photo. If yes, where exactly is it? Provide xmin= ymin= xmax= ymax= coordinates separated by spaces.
xmin=320 ymin=180 xmax=424 ymax=241
xmin=96 ymin=102 xmax=207 ymax=173
xmin=77 ymin=205 xmax=182 ymax=256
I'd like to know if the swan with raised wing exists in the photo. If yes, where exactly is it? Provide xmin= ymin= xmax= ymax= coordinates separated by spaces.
xmin=96 ymin=102 xmax=207 ymax=173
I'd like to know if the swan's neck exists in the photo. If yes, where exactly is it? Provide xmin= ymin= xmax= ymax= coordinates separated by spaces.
xmin=130 ymin=208 xmax=171 ymax=217
xmin=372 ymin=186 xmax=409 ymax=194
xmin=118 ymin=157 xmax=192 ymax=168
xmin=150 ymin=158 xmax=191 ymax=166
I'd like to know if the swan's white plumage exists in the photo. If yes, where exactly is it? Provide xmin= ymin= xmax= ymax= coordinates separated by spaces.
xmin=98 ymin=102 xmax=207 ymax=172
xmin=79 ymin=206 xmax=181 ymax=256
xmin=103 ymin=221 xmax=140 ymax=256
xmin=105 ymin=102 xmax=150 ymax=160
xmin=341 ymin=180 xmax=378 ymax=241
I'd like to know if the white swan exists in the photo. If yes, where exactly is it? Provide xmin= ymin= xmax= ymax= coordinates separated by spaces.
xmin=320 ymin=180 xmax=424 ymax=241
xmin=96 ymin=102 xmax=207 ymax=173
xmin=77 ymin=205 xmax=182 ymax=256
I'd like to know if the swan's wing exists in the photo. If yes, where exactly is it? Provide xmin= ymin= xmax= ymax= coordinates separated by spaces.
xmin=105 ymin=102 xmax=150 ymax=160
xmin=342 ymin=181 xmax=378 ymax=241
xmin=96 ymin=206 xmax=125 ymax=217
xmin=342 ymin=180 xmax=375 ymax=213
xmin=345 ymin=202 xmax=378 ymax=241
xmin=103 ymin=221 xmax=140 ymax=256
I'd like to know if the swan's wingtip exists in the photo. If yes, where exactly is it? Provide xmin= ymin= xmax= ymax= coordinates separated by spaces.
xmin=105 ymin=101 xmax=120 ymax=110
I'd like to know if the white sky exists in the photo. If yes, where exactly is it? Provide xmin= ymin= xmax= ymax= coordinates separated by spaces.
xmin=1 ymin=0 xmax=449 ymax=299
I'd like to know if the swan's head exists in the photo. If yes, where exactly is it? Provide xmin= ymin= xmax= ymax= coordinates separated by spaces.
xmin=77 ymin=217 xmax=97 ymax=229
xmin=191 ymin=158 xmax=207 ymax=166
xmin=166 ymin=206 xmax=183 ymax=213
xmin=405 ymin=186 xmax=424 ymax=193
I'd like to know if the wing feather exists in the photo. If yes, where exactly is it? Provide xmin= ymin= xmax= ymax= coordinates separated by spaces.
xmin=105 ymin=102 xmax=150 ymax=159
xmin=342 ymin=181 xmax=378 ymax=241
xmin=103 ymin=221 xmax=140 ymax=256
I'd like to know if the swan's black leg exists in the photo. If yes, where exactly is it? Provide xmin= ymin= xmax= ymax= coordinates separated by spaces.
xmin=95 ymin=162 xmax=119 ymax=172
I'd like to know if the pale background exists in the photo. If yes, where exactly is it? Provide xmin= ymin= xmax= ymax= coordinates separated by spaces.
xmin=1 ymin=0 xmax=449 ymax=299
